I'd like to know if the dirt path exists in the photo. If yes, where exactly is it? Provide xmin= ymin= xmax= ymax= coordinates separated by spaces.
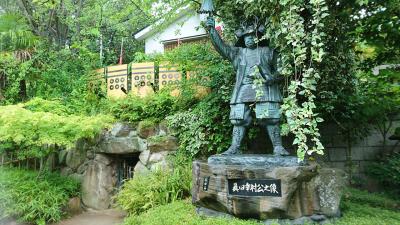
xmin=54 ymin=209 xmax=125 ymax=225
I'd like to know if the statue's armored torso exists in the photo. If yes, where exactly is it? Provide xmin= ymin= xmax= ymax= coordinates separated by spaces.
xmin=234 ymin=47 xmax=281 ymax=104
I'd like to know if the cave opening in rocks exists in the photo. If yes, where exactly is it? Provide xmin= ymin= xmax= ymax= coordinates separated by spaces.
xmin=111 ymin=153 xmax=140 ymax=187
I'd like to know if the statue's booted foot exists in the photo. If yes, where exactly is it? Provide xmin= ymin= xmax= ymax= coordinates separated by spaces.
xmin=220 ymin=146 xmax=241 ymax=155
xmin=273 ymin=146 xmax=290 ymax=156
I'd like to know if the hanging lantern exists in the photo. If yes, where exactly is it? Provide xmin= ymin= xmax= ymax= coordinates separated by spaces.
xmin=199 ymin=0 xmax=215 ymax=17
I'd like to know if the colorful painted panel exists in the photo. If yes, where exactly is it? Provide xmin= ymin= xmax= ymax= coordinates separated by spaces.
xmin=131 ymin=62 xmax=155 ymax=97
xmin=107 ymin=64 xmax=128 ymax=99
xmin=159 ymin=63 xmax=182 ymax=89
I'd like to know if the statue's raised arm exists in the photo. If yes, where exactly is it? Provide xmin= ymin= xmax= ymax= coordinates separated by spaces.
xmin=204 ymin=16 xmax=289 ymax=157
xmin=206 ymin=17 xmax=238 ymax=62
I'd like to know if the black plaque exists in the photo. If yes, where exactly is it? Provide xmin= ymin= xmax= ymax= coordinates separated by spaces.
xmin=228 ymin=179 xmax=282 ymax=197
xmin=203 ymin=177 xmax=210 ymax=191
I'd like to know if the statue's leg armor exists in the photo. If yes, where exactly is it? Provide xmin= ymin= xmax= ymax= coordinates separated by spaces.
xmin=266 ymin=119 xmax=290 ymax=156
xmin=221 ymin=104 xmax=252 ymax=155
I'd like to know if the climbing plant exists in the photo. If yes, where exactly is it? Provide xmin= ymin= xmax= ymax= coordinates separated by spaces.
xmin=209 ymin=0 xmax=329 ymax=160
xmin=276 ymin=0 xmax=328 ymax=160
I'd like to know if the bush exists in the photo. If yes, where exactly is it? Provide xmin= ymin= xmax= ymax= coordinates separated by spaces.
xmin=108 ymin=89 xmax=184 ymax=123
xmin=341 ymin=188 xmax=399 ymax=210
xmin=0 ymin=167 xmax=80 ymax=225
xmin=122 ymin=188 xmax=400 ymax=225
xmin=123 ymin=200 xmax=264 ymax=225
xmin=167 ymin=92 xmax=232 ymax=157
xmin=116 ymin=154 xmax=192 ymax=215
xmin=0 ymin=104 xmax=113 ymax=158
xmin=367 ymin=153 xmax=400 ymax=194
xmin=23 ymin=97 xmax=71 ymax=115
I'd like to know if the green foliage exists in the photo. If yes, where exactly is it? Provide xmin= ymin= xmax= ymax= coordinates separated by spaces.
xmin=204 ymin=0 xmax=330 ymax=160
xmin=23 ymin=98 xmax=71 ymax=116
xmin=0 ymin=44 xmax=101 ymax=106
xmin=0 ymin=167 xmax=80 ymax=225
xmin=111 ymin=43 xmax=234 ymax=157
xmin=122 ymin=187 xmax=400 ymax=225
xmin=167 ymin=92 xmax=232 ymax=157
xmin=28 ymin=44 xmax=100 ymax=101
xmin=109 ymin=90 xmax=180 ymax=123
xmin=116 ymin=154 xmax=192 ymax=215
xmin=342 ymin=188 xmax=399 ymax=210
xmin=367 ymin=153 xmax=400 ymax=193
xmin=0 ymin=104 xmax=113 ymax=158
xmin=123 ymin=200 xmax=264 ymax=225
xmin=0 ymin=13 xmax=38 ymax=51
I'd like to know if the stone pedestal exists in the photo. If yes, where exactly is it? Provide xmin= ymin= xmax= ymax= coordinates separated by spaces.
xmin=192 ymin=155 xmax=344 ymax=223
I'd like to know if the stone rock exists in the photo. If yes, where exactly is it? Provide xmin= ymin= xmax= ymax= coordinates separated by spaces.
xmin=196 ymin=207 xmax=234 ymax=219
xmin=208 ymin=154 xmax=300 ymax=168
xmin=82 ymin=160 xmax=117 ymax=210
xmin=66 ymin=148 xmax=87 ymax=171
xmin=137 ymin=120 xmax=157 ymax=139
xmin=138 ymin=137 xmax=148 ymax=152
xmin=134 ymin=161 xmax=150 ymax=175
xmin=196 ymin=207 xmax=329 ymax=225
xmin=150 ymin=159 xmax=170 ymax=172
xmin=192 ymin=156 xmax=344 ymax=220
xmin=312 ymin=168 xmax=345 ymax=217
xmin=310 ymin=214 xmax=327 ymax=222
xmin=61 ymin=167 xmax=73 ymax=176
xmin=95 ymin=153 xmax=112 ymax=165
xmin=86 ymin=149 xmax=95 ymax=160
xmin=75 ymin=138 xmax=86 ymax=150
xmin=98 ymin=136 xmax=140 ymax=154
xmin=148 ymin=135 xmax=178 ymax=152
xmin=110 ymin=123 xmax=135 ymax=137
xmin=77 ymin=161 xmax=89 ymax=174
xmin=45 ymin=153 xmax=56 ymax=171
xmin=148 ymin=151 xmax=170 ymax=164
xmin=129 ymin=130 xmax=138 ymax=137
xmin=69 ymin=173 xmax=84 ymax=183
xmin=139 ymin=150 xmax=150 ymax=165
xmin=58 ymin=150 xmax=68 ymax=164
xmin=158 ymin=121 xmax=169 ymax=136
xmin=66 ymin=197 xmax=82 ymax=215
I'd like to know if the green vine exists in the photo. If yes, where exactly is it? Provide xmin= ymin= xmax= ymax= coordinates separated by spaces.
xmin=223 ymin=0 xmax=328 ymax=160
xmin=277 ymin=0 xmax=327 ymax=160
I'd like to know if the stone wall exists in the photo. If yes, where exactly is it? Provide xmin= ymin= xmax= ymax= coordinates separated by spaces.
xmin=247 ymin=118 xmax=400 ymax=181
xmin=58 ymin=121 xmax=178 ymax=210
xmin=319 ymin=118 xmax=400 ymax=179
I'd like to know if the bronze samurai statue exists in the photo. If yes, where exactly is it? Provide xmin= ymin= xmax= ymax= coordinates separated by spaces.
xmin=206 ymin=17 xmax=289 ymax=156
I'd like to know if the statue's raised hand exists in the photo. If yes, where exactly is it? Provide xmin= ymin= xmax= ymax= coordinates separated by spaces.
xmin=206 ymin=17 xmax=215 ymax=30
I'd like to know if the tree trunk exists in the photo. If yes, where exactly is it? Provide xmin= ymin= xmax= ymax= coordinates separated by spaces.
xmin=345 ymin=131 xmax=353 ymax=184
xmin=19 ymin=79 xmax=27 ymax=100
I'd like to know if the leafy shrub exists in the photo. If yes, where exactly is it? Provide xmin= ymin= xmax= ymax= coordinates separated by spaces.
xmin=367 ymin=153 xmax=400 ymax=193
xmin=0 ymin=167 xmax=80 ymax=225
xmin=122 ymin=188 xmax=400 ymax=225
xmin=116 ymin=155 xmax=191 ymax=215
xmin=0 ymin=104 xmax=113 ymax=158
xmin=123 ymin=200 xmax=264 ymax=225
xmin=167 ymin=92 xmax=232 ymax=157
xmin=341 ymin=188 xmax=399 ymax=210
xmin=23 ymin=97 xmax=71 ymax=115
xmin=108 ymin=90 xmax=176 ymax=123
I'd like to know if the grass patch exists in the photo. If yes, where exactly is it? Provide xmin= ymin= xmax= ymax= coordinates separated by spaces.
xmin=116 ymin=157 xmax=192 ymax=215
xmin=0 ymin=167 xmax=80 ymax=225
xmin=122 ymin=200 xmax=263 ymax=225
xmin=122 ymin=188 xmax=400 ymax=225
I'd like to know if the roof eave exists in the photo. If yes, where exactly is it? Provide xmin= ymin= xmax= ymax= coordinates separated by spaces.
xmin=134 ymin=6 xmax=194 ymax=41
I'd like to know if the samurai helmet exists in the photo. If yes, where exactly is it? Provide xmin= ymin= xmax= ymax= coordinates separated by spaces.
xmin=234 ymin=17 xmax=268 ymax=47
